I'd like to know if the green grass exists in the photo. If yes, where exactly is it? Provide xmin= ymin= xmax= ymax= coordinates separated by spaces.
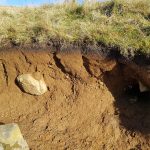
xmin=0 ymin=0 xmax=150 ymax=56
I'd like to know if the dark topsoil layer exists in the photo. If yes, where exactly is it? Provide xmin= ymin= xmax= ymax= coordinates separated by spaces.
xmin=0 ymin=42 xmax=150 ymax=65
xmin=0 ymin=43 xmax=150 ymax=77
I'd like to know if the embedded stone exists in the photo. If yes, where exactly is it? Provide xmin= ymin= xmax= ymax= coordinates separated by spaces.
xmin=17 ymin=72 xmax=47 ymax=95
xmin=0 ymin=123 xmax=29 ymax=150
xmin=139 ymin=81 xmax=149 ymax=92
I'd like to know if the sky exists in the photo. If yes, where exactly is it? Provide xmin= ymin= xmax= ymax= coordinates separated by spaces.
xmin=0 ymin=0 xmax=57 ymax=6
xmin=0 ymin=0 xmax=106 ymax=6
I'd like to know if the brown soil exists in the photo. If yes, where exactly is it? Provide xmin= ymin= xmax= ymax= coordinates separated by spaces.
xmin=0 ymin=50 xmax=149 ymax=150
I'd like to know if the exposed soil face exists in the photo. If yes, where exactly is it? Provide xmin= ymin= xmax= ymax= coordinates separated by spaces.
xmin=0 ymin=49 xmax=149 ymax=150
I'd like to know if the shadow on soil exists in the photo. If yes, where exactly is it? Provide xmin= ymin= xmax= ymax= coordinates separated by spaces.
xmin=103 ymin=65 xmax=150 ymax=134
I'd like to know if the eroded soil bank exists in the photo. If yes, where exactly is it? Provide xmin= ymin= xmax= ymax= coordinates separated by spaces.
xmin=0 ymin=49 xmax=149 ymax=150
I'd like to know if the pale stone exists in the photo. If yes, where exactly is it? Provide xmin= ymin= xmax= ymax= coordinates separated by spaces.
xmin=17 ymin=72 xmax=47 ymax=95
xmin=139 ymin=81 xmax=149 ymax=92
xmin=0 ymin=123 xmax=29 ymax=150
xmin=0 ymin=144 xmax=4 ymax=150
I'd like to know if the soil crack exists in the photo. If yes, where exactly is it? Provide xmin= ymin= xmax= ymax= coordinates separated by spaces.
xmin=82 ymin=56 xmax=93 ymax=76
xmin=1 ymin=61 xmax=9 ymax=86
xmin=20 ymin=51 xmax=32 ymax=65
xmin=53 ymin=52 xmax=73 ymax=76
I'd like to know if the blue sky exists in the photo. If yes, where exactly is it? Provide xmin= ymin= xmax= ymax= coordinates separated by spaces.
xmin=0 ymin=0 xmax=106 ymax=6
xmin=0 ymin=0 xmax=56 ymax=6
xmin=0 ymin=0 xmax=83 ymax=6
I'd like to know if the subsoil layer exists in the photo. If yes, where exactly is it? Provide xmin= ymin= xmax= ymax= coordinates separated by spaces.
xmin=0 ymin=49 xmax=149 ymax=150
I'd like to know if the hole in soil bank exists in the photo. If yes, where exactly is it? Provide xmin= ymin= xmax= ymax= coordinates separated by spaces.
xmin=103 ymin=65 xmax=150 ymax=134
xmin=0 ymin=122 xmax=4 ymax=125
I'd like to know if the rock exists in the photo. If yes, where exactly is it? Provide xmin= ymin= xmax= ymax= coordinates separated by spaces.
xmin=139 ymin=81 xmax=149 ymax=92
xmin=0 ymin=144 xmax=4 ymax=150
xmin=0 ymin=123 xmax=29 ymax=150
xmin=16 ymin=72 xmax=47 ymax=95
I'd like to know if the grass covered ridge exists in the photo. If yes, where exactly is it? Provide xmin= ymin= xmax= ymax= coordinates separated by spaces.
xmin=0 ymin=0 xmax=150 ymax=56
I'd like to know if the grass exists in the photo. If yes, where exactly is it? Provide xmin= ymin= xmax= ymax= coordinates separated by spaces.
xmin=0 ymin=0 xmax=150 ymax=57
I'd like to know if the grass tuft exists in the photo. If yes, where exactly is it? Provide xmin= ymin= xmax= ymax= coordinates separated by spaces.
xmin=0 ymin=0 xmax=149 ymax=56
